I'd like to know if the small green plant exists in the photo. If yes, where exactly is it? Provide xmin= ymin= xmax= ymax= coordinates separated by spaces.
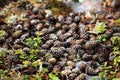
xmin=91 ymin=21 xmax=107 ymax=34
xmin=115 ymin=18 xmax=120 ymax=26
xmin=15 ymin=49 xmax=27 ymax=60
xmin=99 ymin=46 xmax=120 ymax=80
xmin=99 ymin=62 xmax=114 ymax=80
xmin=0 ymin=48 xmax=10 ymax=64
xmin=0 ymin=50 xmax=5 ymax=63
xmin=98 ymin=34 xmax=107 ymax=44
xmin=35 ymin=31 xmax=43 ymax=36
xmin=34 ymin=68 xmax=48 ymax=80
xmin=41 ymin=68 xmax=49 ymax=73
xmin=111 ymin=36 xmax=120 ymax=71
xmin=110 ymin=36 xmax=120 ymax=46
xmin=32 ymin=59 xmax=42 ymax=68
xmin=22 ymin=60 xmax=31 ymax=67
xmin=48 ymin=73 xmax=60 ymax=80
xmin=34 ymin=68 xmax=60 ymax=80
xmin=0 ymin=49 xmax=5 ymax=58
xmin=0 ymin=69 xmax=4 ymax=78
xmin=25 ymin=36 xmax=42 ymax=49
xmin=29 ymin=49 xmax=40 ymax=61
xmin=113 ymin=47 xmax=120 ymax=66
xmin=34 ymin=74 xmax=42 ymax=80
xmin=14 ymin=48 xmax=40 ymax=74
xmin=29 ymin=54 xmax=38 ymax=61
xmin=0 ymin=30 xmax=6 ymax=38
xmin=114 ymin=55 xmax=120 ymax=66
xmin=15 ymin=49 xmax=40 ymax=61
xmin=29 ymin=49 xmax=40 ymax=54
xmin=23 ymin=74 xmax=30 ymax=80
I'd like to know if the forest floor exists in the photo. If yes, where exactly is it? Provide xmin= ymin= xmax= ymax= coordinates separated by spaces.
xmin=0 ymin=0 xmax=120 ymax=80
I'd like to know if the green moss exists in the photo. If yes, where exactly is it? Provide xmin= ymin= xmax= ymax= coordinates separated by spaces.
xmin=48 ymin=73 xmax=60 ymax=80
xmin=98 ymin=34 xmax=107 ymax=44
xmin=92 ymin=21 xmax=107 ymax=34
xmin=115 ymin=18 xmax=120 ymax=26
xmin=0 ymin=49 xmax=4 ymax=58
xmin=33 ymin=68 xmax=48 ymax=80
xmin=99 ymin=46 xmax=120 ymax=79
xmin=0 ymin=30 xmax=6 ymax=38
xmin=114 ymin=56 xmax=120 ymax=66
xmin=25 ymin=36 xmax=42 ymax=49
xmin=113 ymin=47 xmax=120 ymax=66
xmin=23 ymin=74 xmax=30 ymax=80
xmin=15 ymin=48 xmax=40 ymax=61
xmin=0 ymin=69 xmax=4 ymax=77
xmin=0 ymin=48 xmax=10 ymax=62
xmin=15 ymin=49 xmax=27 ymax=60
xmin=22 ymin=60 xmax=31 ymax=67
xmin=41 ymin=68 xmax=48 ymax=73
xmin=32 ymin=59 xmax=42 ymax=68
xmin=110 ymin=36 xmax=120 ymax=46
xmin=99 ymin=62 xmax=114 ymax=80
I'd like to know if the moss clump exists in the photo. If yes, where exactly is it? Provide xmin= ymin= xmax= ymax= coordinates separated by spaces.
xmin=32 ymin=59 xmax=42 ymax=68
xmin=115 ymin=18 xmax=120 ymax=26
xmin=92 ymin=21 xmax=107 ymax=34
xmin=48 ymin=73 xmax=60 ymax=80
xmin=99 ymin=36 xmax=120 ymax=79
xmin=22 ymin=60 xmax=31 ymax=68
xmin=98 ymin=34 xmax=107 ymax=44
xmin=0 ymin=30 xmax=6 ymax=38
xmin=110 ymin=36 xmax=120 ymax=46
xmin=25 ymin=36 xmax=42 ymax=49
